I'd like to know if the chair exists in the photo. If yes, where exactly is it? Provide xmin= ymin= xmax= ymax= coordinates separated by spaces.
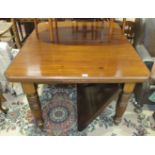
xmin=0 ymin=19 xmax=21 ymax=49
xmin=14 ymin=18 xmax=35 ymax=43
xmin=47 ymin=18 xmax=118 ymax=43
xmin=24 ymin=18 xmax=127 ymax=44
xmin=114 ymin=18 xmax=136 ymax=44
xmin=30 ymin=18 xmax=51 ymax=40
xmin=32 ymin=18 xmax=122 ymax=42
xmin=71 ymin=18 xmax=115 ymax=34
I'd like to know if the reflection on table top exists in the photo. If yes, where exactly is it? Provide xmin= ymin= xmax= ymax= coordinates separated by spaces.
xmin=5 ymin=21 xmax=150 ymax=83
xmin=39 ymin=20 xmax=125 ymax=45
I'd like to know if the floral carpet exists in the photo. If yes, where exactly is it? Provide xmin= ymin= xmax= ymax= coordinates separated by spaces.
xmin=1 ymin=84 xmax=155 ymax=136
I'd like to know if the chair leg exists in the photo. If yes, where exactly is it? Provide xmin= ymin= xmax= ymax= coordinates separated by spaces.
xmin=11 ymin=19 xmax=21 ymax=49
xmin=9 ymin=28 xmax=17 ymax=48
xmin=34 ymin=19 xmax=39 ymax=39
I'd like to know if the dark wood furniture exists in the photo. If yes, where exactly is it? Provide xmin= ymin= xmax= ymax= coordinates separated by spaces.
xmin=5 ymin=20 xmax=149 ymax=130
xmin=15 ymin=19 xmax=35 ymax=43
xmin=0 ymin=19 xmax=21 ymax=48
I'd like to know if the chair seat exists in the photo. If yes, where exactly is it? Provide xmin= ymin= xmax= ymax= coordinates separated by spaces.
xmin=0 ymin=21 xmax=12 ymax=36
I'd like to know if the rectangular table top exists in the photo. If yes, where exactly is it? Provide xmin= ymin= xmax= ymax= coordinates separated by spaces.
xmin=5 ymin=21 xmax=150 ymax=83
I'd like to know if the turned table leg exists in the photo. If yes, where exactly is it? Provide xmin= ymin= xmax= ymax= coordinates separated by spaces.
xmin=114 ymin=83 xmax=135 ymax=124
xmin=22 ymin=83 xmax=44 ymax=128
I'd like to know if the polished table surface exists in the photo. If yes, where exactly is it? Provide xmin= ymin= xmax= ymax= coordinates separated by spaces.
xmin=5 ymin=20 xmax=150 ymax=130
xmin=6 ymin=21 xmax=149 ymax=83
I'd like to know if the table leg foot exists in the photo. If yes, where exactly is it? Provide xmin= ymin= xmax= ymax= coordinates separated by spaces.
xmin=37 ymin=120 xmax=44 ymax=128
xmin=114 ymin=83 xmax=135 ymax=125
xmin=0 ymin=106 xmax=8 ymax=114
xmin=22 ymin=83 xmax=44 ymax=128
xmin=113 ymin=116 xmax=122 ymax=125
xmin=0 ymin=100 xmax=8 ymax=114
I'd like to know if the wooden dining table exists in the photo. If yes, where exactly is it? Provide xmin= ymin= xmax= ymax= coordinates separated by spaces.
xmin=5 ymin=20 xmax=150 ymax=131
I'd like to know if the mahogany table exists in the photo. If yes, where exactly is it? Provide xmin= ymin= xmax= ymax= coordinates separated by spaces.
xmin=5 ymin=20 xmax=150 ymax=131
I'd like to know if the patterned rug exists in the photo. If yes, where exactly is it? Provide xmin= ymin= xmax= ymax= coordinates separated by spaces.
xmin=1 ymin=84 xmax=155 ymax=136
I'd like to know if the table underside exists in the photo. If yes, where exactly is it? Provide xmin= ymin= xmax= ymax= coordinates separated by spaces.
xmin=77 ymin=83 xmax=121 ymax=131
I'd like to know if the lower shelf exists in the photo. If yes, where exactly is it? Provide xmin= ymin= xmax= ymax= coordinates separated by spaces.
xmin=77 ymin=84 xmax=121 ymax=131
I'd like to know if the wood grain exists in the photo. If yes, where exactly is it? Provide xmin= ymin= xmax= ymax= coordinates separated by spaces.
xmin=5 ymin=21 xmax=150 ymax=83
xmin=22 ymin=83 xmax=44 ymax=128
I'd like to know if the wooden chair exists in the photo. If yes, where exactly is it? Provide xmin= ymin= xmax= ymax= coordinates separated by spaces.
xmin=75 ymin=18 xmax=124 ymax=37
xmin=115 ymin=18 xmax=136 ymax=44
xmin=32 ymin=18 xmax=52 ymax=40
xmin=33 ymin=18 xmax=126 ymax=44
xmin=47 ymin=18 xmax=116 ymax=43
xmin=48 ymin=18 xmax=55 ymax=42
xmin=33 ymin=18 xmax=60 ymax=42
xmin=110 ymin=18 xmax=127 ymax=33
xmin=14 ymin=18 xmax=35 ymax=43
xmin=12 ymin=18 xmax=47 ymax=45
xmin=0 ymin=19 xmax=21 ymax=49
xmin=122 ymin=18 xmax=126 ymax=33
xmin=124 ymin=20 xmax=136 ymax=44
